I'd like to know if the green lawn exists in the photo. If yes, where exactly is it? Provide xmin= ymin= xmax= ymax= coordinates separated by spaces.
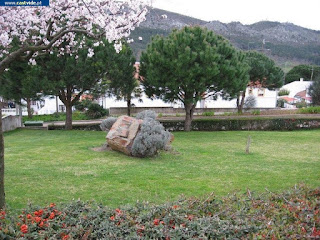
xmin=4 ymin=129 xmax=320 ymax=210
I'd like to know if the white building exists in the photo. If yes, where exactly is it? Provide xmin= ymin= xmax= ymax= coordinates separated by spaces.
xmin=279 ymin=78 xmax=312 ymax=107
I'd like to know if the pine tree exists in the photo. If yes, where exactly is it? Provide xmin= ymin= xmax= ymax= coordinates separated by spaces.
xmin=107 ymin=43 xmax=139 ymax=116
xmin=140 ymin=26 xmax=248 ymax=131
xmin=237 ymin=51 xmax=284 ymax=113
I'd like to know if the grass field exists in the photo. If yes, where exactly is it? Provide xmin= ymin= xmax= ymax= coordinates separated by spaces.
xmin=3 ymin=129 xmax=320 ymax=210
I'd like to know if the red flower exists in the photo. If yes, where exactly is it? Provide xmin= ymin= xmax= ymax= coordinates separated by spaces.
xmin=62 ymin=235 xmax=70 ymax=240
xmin=172 ymin=205 xmax=179 ymax=209
xmin=27 ymin=214 xmax=32 ymax=219
xmin=153 ymin=219 xmax=160 ymax=226
xmin=20 ymin=224 xmax=28 ymax=233
xmin=110 ymin=216 xmax=115 ymax=221
xmin=115 ymin=208 xmax=122 ymax=214
xmin=49 ymin=212 xmax=55 ymax=219
xmin=35 ymin=217 xmax=41 ymax=223
xmin=49 ymin=203 xmax=55 ymax=208
xmin=35 ymin=210 xmax=43 ymax=216
xmin=39 ymin=221 xmax=44 ymax=228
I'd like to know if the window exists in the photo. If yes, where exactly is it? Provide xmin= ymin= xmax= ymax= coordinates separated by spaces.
xmin=258 ymin=88 xmax=265 ymax=97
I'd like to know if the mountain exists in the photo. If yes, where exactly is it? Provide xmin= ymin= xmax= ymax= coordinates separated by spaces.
xmin=129 ymin=8 xmax=320 ymax=70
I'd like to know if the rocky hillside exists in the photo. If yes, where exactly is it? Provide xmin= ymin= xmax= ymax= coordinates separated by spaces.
xmin=129 ymin=8 xmax=320 ymax=68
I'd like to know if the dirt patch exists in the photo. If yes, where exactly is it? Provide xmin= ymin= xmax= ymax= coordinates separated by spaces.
xmin=91 ymin=144 xmax=112 ymax=152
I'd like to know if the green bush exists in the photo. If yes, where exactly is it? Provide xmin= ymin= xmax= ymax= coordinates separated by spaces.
xmin=278 ymin=88 xmax=290 ymax=96
xmin=0 ymin=186 xmax=319 ymax=239
xmin=85 ymin=103 xmax=108 ymax=119
xmin=296 ymin=100 xmax=308 ymax=108
xmin=160 ymin=118 xmax=320 ymax=131
xmin=202 ymin=111 xmax=214 ymax=116
xmin=298 ymin=106 xmax=320 ymax=114
xmin=251 ymin=110 xmax=261 ymax=115
xmin=74 ymin=99 xmax=92 ymax=112
xmin=23 ymin=112 xmax=89 ymax=122
xmin=277 ymin=98 xmax=287 ymax=108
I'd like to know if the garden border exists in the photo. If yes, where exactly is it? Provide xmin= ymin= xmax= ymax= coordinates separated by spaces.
xmin=47 ymin=117 xmax=320 ymax=131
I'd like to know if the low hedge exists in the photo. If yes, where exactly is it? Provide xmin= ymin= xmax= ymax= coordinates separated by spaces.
xmin=46 ymin=118 xmax=320 ymax=132
xmin=48 ymin=123 xmax=101 ymax=131
xmin=160 ymin=118 xmax=320 ymax=131
xmin=0 ymin=186 xmax=319 ymax=239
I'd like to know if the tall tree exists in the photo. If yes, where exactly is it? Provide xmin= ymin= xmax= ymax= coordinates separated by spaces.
xmin=38 ymin=39 xmax=113 ymax=130
xmin=107 ymin=43 xmax=140 ymax=116
xmin=140 ymin=26 xmax=248 ymax=131
xmin=0 ymin=0 xmax=148 ymax=209
xmin=308 ymin=76 xmax=320 ymax=105
xmin=285 ymin=64 xmax=320 ymax=84
xmin=0 ymin=60 xmax=43 ymax=118
xmin=237 ymin=51 xmax=284 ymax=113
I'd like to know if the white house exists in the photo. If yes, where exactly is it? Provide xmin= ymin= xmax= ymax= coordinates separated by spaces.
xmin=200 ymin=87 xmax=277 ymax=109
xmin=279 ymin=78 xmax=312 ymax=107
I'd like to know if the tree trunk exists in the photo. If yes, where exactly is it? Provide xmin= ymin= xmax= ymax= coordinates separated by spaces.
xmin=184 ymin=103 xmax=195 ymax=132
xmin=127 ymin=97 xmax=131 ymax=116
xmin=56 ymin=96 xmax=59 ymax=113
xmin=0 ymin=103 xmax=5 ymax=209
xmin=65 ymin=102 xmax=73 ymax=130
xmin=26 ymin=98 xmax=33 ymax=118
xmin=237 ymin=90 xmax=246 ymax=114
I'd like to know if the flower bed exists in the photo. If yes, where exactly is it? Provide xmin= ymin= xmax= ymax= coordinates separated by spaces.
xmin=1 ymin=186 xmax=319 ymax=239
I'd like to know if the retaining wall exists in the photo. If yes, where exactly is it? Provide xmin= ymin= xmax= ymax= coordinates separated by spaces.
xmin=2 ymin=115 xmax=22 ymax=132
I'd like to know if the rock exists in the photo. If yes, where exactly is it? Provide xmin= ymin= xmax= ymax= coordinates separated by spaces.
xmin=106 ymin=116 xmax=142 ymax=155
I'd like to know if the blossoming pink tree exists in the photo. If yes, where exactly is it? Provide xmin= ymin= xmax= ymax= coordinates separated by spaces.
xmin=0 ymin=0 xmax=148 ymax=209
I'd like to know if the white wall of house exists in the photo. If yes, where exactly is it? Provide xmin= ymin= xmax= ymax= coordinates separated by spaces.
xmin=37 ymin=96 xmax=65 ymax=115
xmin=199 ymin=87 xmax=277 ymax=109
xmin=281 ymin=79 xmax=312 ymax=98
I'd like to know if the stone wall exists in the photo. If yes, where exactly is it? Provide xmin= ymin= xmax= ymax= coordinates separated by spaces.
xmin=2 ymin=115 xmax=22 ymax=132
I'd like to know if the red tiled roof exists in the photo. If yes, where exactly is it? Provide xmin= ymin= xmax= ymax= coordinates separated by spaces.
xmin=279 ymin=96 xmax=295 ymax=102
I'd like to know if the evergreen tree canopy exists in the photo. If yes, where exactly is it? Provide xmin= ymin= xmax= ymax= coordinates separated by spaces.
xmin=37 ymin=38 xmax=114 ymax=129
xmin=0 ymin=60 xmax=43 ymax=117
xmin=236 ymin=51 xmax=284 ymax=113
xmin=245 ymin=51 xmax=284 ymax=89
xmin=107 ymin=43 xmax=139 ymax=116
xmin=285 ymin=64 xmax=320 ymax=84
xmin=140 ymin=26 xmax=249 ymax=131
xmin=309 ymin=76 xmax=320 ymax=106
xmin=0 ymin=60 xmax=42 ymax=103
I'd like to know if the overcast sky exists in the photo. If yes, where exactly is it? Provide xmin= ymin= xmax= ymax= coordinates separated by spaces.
xmin=152 ymin=0 xmax=320 ymax=30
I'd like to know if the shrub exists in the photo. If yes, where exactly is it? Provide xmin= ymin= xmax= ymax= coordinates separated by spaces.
xmin=202 ymin=111 xmax=214 ymax=116
xmin=0 ymin=186 xmax=319 ymax=239
xmin=85 ymin=103 xmax=108 ymax=119
xmin=23 ymin=112 xmax=89 ymax=122
xmin=244 ymin=95 xmax=257 ymax=110
xmin=278 ymin=88 xmax=290 ymax=96
xmin=160 ymin=118 xmax=320 ymax=131
xmin=131 ymin=117 xmax=170 ymax=158
xmin=277 ymin=98 xmax=287 ymax=108
xmin=136 ymin=110 xmax=157 ymax=120
xmin=74 ymin=99 xmax=92 ymax=112
xmin=298 ymin=106 xmax=320 ymax=114
xmin=100 ymin=117 xmax=117 ymax=131
xmin=251 ymin=110 xmax=260 ymax=115
xmin=295 ymin=100 xmax=307 ymax=108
